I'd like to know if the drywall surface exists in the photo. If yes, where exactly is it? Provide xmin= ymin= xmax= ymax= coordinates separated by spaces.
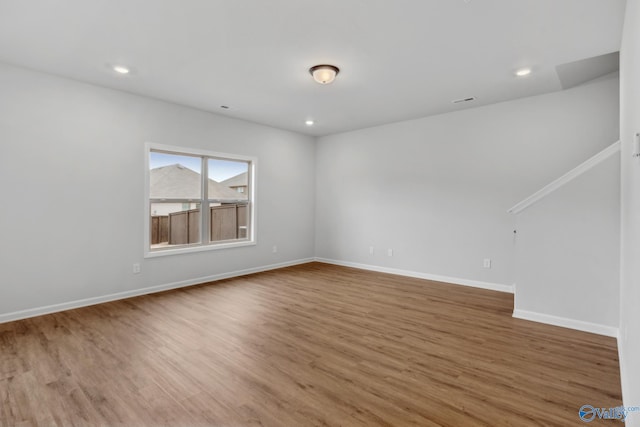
xmin=514 ymin=154 xmax=620 ymax=329
xmin=620 ymin=0 xmax=640 ymax=424
xmin=0 ymin=62 xmax=316 ymax=317
xmin=316 ymin=74 xmax=619 ymax=287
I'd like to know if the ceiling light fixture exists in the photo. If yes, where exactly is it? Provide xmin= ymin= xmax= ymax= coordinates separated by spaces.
xmin=515 ymin=68 xmax=532 ymax=77
xmin=113 ymin=65 xmax=130 ymax=75
xmin=309 ymin=64 xmax=340 ymax=84
xmin=305 ymin=120 xmax=315 ymax=126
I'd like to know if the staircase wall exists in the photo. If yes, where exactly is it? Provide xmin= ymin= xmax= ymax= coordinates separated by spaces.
xmin=512 ymin=153 xmax=620 ymax=335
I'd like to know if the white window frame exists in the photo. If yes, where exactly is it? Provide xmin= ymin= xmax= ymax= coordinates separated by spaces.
xmin=144 ymin=142 xmax=257 ymax=258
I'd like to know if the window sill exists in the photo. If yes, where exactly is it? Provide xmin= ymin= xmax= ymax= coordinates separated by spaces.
xmin=144 ymin=240 xmax=256 ymax=258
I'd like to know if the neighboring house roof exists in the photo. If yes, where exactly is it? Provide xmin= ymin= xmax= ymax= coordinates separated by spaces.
xmin=220 ymin=172 xmax=248 ymax=188
xmin=150 ymin=164 xmax=247 ymax=200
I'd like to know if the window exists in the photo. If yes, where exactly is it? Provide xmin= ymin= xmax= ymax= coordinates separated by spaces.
xmin=145 ymin=143 xmax=255 ymax=257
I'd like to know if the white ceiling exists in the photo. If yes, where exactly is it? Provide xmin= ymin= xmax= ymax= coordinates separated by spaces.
xmin=0 ymin=0 xmax=626 ymax=136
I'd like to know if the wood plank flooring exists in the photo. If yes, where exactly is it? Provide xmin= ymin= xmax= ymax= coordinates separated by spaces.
xmin=0 ymin=262 xmax=622 ymax=426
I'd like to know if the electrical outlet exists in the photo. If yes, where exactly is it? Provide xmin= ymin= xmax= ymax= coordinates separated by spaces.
xmin=387 ymin=248 xmax=393 ymax=257
xmin=369 ymin=246 xmax=374 ymax=255
xmin=272 ymin=245 xmax=278 ymax=253
xmin=483 ymin=258 xmax=491 ymax=269
xmin=133 ymin=263 xmax=141 ymax=274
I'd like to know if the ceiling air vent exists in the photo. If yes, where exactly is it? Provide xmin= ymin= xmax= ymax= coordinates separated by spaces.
xmin=452 ymin=96 xmax=476 ymax=104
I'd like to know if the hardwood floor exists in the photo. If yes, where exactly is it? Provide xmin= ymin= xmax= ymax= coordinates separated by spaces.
xmin=0 ymin=262 xmax=621 ymax=426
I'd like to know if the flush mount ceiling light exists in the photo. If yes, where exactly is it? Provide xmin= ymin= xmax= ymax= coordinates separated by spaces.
xmin=309 ymin=64 xmax=340 ymax=84
xmin=305 ymin=120 xmax=315 ymax=126
xmin=515 ymin=67 xmax=532 ymax=77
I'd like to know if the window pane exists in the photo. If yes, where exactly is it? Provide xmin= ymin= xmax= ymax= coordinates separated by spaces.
xmin=150 ymin=202 xmax=201 ymax=248
xmin=208 ymin=159 xmax=249 ymax=201
xmin=150 ymin=152 xmax=202 ymax=199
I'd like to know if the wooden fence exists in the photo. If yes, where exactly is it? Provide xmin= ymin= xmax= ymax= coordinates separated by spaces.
xmin=210 ymin=204 xmax=248 ymax=241
xmin=150 ymin=216 xmax=169 ymax=245
xmin=151 ymin=204 xmax=248 ymax=245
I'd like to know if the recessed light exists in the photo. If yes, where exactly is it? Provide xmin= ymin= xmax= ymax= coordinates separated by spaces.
xmin=515 ymin=68 xmax=532 ymax=77
xmin=113 ymin=65 xmax=130 ymax=75
xmin=305 ymin=120 xmax=315 ymax=126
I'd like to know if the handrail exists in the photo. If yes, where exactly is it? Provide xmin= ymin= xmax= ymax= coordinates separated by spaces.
xmin=508 ymin=140 xmax=620 ymax=214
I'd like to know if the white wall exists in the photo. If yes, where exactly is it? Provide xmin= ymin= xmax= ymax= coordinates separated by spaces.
xmin=513 ymin=153 xmax=620 ymax=332
xmin=316 ymin=74 xmax=619 ymax=287
xmin=620 ymin=0 xmax=640 ymax=424
xmin=0 ymin=62 xmax=316 ymax=319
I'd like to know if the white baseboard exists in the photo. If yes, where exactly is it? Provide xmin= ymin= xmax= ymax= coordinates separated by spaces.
xmin=512 ymin=308 xmax=619 ymax=337
xmin=0 ymin=258 xmax=314 ymax=324
xmin=314 ymin=257 xmax=514 ymax=294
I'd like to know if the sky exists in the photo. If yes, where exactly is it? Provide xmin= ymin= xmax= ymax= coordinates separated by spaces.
xmin=150 ymin=152 xmax=248 ymax=182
